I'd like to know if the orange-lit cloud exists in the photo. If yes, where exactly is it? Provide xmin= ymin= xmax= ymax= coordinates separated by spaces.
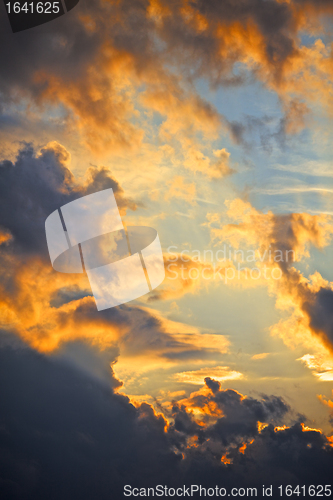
xmin=318 ymin=391 xmax=333 ymax=410
xmin=165 ymin=176 xmax=197 ymax=205
xmin=174 ymin=366 xmax=244 ymax=385
xmin=2 ymin=0 xmax=333 ymax=165
xmin=206 ymin=198 xmax=333 ymax=358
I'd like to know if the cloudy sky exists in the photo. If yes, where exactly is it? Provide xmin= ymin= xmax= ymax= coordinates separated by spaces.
xmin=1 ymin=0 xmax=333 ymax=497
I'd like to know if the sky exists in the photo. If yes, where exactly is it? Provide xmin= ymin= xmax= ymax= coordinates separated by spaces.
xmin=1 ymin=0 xmax=333 ymax=498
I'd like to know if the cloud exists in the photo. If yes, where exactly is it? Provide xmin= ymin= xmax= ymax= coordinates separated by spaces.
xmin=206 ymin=198 xmax=333 ymax=355
xmin=183 ymin=147 xmax=234 ymax=179
xmin=0 ymin=141 xmax=236 ymax=387
xmin=0 ymin=344 xmax=332 ymax=499
xmin=164 ymin=176 xmax=197 ymax=205
xmin=0 ymin=227 xmax=12 ymax=246
xmin=318 ymin=390 xmax=333 ymax=413
xmin=1 ymin=0 xmax=332 ymax=158
xmin=272 ymin=160 xmax=333 ymax=178
xmin=0 ymin=142 xmax=160 ymax=356
xmin=0 ymin=0 xmax=227 ymax=156
xmin=0 ymin=142 xmax=136 ymax=258
xmin=298 ymin=354 xmax=333 ymax=381
xmin=302 ymin=287 xmax=333 ymax=351
xmin=282 ymin=98 xmax=310 ymax=136
xmin=251 ymin=352 xmax=271 ymax=360
xmin=148 ymin=251 xmax=242 ymax=302
xmin=152 ymin=0 xmax=298 ymax=81
xmin=174 ymin=377 xmax=291 ymax=436
xmin=253 ymin=185 xmax=333 ymax=196
xmin=174 ymin=367 xmax=243 ymax=385
xmin=0 ymin=0 xmax=148 ymax=152
xmin=1 ymin=4 xmax=333 ymax=494
xmin=0 ymin=342 xmax=177 ymax=498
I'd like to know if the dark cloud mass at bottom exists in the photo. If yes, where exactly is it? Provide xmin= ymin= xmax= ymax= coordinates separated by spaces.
xmin=0 ymin=341 xmax=332 ymax=500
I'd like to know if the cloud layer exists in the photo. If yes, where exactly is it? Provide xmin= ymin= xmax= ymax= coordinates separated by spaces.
xmin=0 ymin=343 xmax=332 ymax=499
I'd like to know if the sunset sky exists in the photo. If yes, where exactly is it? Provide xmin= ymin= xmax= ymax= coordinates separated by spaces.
xmin=1 ymin=0 xmax=333 ymax=497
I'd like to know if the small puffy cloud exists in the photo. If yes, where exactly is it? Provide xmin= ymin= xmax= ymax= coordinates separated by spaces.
xmin=298 ymin=354 xmax=333 ymax=382
xmin=318 ymin=390 xmax=333 ymax=412
xmin=183 ymin=147 xmax=233 ymax=179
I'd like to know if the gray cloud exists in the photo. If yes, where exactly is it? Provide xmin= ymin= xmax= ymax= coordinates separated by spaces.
xmin=0 ymin=345 xmax=332 ymax=499
xmin=158 ymin=0 xmax=297 ymax=82
xmin=302 ymin=287 xmax=333 ymax=350
xmin=0 ymin=142 xmax=136 ymax=258
xmin=49 ymin=285 xmax=92 ymax=308
xmin=0 ymin=0 xmax=326 ymax=150
xmin=171 ymin=378 xmax=291 ymax=447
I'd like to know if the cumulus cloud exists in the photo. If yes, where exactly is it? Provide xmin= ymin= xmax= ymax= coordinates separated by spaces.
xmin=0 ymin=142 xmax=136 ymax=258
xmin=183 ymin=147 xmax=234 ymax=178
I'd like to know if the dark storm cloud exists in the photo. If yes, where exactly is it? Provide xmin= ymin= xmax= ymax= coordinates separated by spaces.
xmin=0 ymin=346 xmax=332 ymax=500
xmin=302 ymin=287 xmax=333 ymax=350
xmin=0 ymin=142 xmax=136 ymax=258
xmin=205 ymin=376 xmax=220 ymax=394
xmin=171 ymin=378 xmax=291 ymax=446
xmin=296 ymin=0 xmax=333 ymax=8
xmin=225 ymin=422 xmax=333 ymax=489
xmin=0 ymin=342 xmax=179 ymax=500
xmin=208 ymin=390 xmax=290 ymax=445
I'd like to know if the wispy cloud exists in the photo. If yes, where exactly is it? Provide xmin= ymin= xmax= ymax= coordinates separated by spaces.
xmin=272 ymin=161 xmax=333 ymax=178
xmin=174 ymin=366 xmax=243 ymax=385
xmin=253 ymin=185 xmax=333 ymax=195
xmin=298 ymin=354 xmax=333 ymax=382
